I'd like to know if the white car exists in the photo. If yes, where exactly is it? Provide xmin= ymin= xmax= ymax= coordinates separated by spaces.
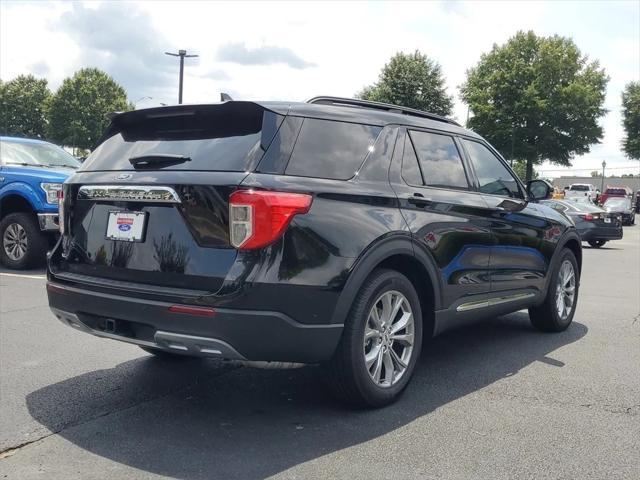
xmin=565 ymin=183 xmax=597 ymax=202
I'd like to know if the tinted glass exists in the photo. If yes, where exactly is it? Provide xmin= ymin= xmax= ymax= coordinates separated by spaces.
xmin=570 ymin=185 xmax=590 ymax=191
xmin=285 ymin=118 xmax=381 ymax=180
xmin=1 ymin=140 xmax=80 ymax=169
xmin=462 ymin=139 xmax=522 ymax=198
xmin=401 ymin=135 xmax=423 ymax=185
xmin=82 ymin=105 xmax=280 ymax=172
xmin=408 ymin=131 xmax=468 ymax=189
xmin=605 ymin=188 xmax=626 ymax=195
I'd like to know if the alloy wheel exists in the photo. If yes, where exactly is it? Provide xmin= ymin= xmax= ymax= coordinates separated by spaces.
xmin=3 ymin=223 xmax=28 ymax=261
xmin=555 ymin=260 xmax=576 ymax=321
xmin=363 ymin=290 xmax=415 ymax=387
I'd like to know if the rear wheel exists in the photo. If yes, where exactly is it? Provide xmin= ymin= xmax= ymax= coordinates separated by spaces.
xmin=529 ymin=249 xmax=579 ymax=332
xmin=0 ymin=213 xmax=48 ymax=269
xmin=324 ymin=269 xmax=423 ymax=407
xmin=588 ymin=240 xmax=607 ymax=248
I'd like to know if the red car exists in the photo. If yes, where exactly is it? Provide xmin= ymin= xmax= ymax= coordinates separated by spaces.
xmin=599 ymin=186 xmax=632 ymax=205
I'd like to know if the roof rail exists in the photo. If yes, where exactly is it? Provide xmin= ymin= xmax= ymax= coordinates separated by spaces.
xmin=306 ymin=96 xmax=460 ymax=126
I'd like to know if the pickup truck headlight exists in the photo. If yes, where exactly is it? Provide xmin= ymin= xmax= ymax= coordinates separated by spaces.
xmin=41 ymin=183 xmax=62 ymax=205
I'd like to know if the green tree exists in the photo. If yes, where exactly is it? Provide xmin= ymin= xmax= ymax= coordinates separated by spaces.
xmin=512 ymin=159 xmax=538 ymax=182
xmin=621 ymin=81 xmax=640 ymax=160
xmin=590 ymin=171 xmax=600 ymax=177
xmin=460 ymin=31 xmax=608 ymax=182
xmin=0 ymin=75 xmax=51 ymax=138
xmin=358 ymin=51 xmax=454 ymax=116
xmin=47 ymin=68 xmax=132 ymax=150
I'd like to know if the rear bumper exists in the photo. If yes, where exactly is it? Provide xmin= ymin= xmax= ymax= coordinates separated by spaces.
xmin=47 ymin=281 xmax=343 ymax=364
xmin=580 ymin=226 xmax=623 ymax=242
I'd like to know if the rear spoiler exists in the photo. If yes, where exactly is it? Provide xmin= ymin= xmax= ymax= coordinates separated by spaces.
xmin=96 ymin=101 xmax=284 ymax=149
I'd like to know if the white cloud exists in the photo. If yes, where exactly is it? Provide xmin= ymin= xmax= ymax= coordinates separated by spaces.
xmin=1 ymin=0 xmax=638 ymax=173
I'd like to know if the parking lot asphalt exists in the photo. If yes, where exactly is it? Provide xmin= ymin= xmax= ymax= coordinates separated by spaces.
xmin=1 ymin=225 xmax=639 ymax=480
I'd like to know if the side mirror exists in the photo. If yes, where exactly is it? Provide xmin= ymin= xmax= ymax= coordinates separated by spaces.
xmin=527 ymin=179 xmax=553 ymax=201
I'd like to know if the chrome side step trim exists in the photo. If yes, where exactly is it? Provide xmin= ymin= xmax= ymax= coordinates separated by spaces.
xmin=77 ymin=185 xmax=181 ymax=203
xmin=50 ymin=307 xmax=246 ymax=360
xmin=456 ymin=292 xmax=536 ymax=312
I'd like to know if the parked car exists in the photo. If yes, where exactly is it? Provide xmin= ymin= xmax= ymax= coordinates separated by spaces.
xmin=542 ymin=199 xmax=623 ymax=248
xmin=602 ymin=196 xmax=635 ymax=225
xmin=0 ymin=137 xmax=80 ymax=268
xmin=565 ymin=183 xmax=597 ymax=203
xmin=598 ymin=186 xmax=633 ymax=206
xmin=551 ymin=186 xmax=565 ymax=199
xmin=47 ymin=97 xmax=582 ymax=407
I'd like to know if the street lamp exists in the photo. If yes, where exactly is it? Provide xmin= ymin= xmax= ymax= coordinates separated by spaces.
xmin=165 ymin=49 xmax=198 ymax=104
xmin=601 ymin=160 xmax=606 ymax=194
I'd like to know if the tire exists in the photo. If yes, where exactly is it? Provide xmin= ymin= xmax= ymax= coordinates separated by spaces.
xmin=139 ymin=346 xmax=198 ymax=360
xmin=529 ymin=249 xmax=579 ymax=333
xmin=324 ymin=269 xmax=423 ymax=408
xmin=588 ymin=240 xmax=607 ymax=248
xmin=0 ymin=212 xmax=48 ymax=269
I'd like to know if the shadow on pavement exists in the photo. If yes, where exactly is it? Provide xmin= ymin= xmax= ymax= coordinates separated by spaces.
xmin=26 ymin=312 xmax=587 ymax=480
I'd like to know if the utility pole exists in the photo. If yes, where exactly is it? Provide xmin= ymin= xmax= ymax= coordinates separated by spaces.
xmin=165 ymin=50 xmax=198 ymax=104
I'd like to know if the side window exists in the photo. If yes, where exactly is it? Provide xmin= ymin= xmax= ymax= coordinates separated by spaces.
xmin=407 ymin=130 xmax=469 ymax=189
xmin=285 ymin=118 xmax=381 ymax=180
xmin=401 ymin=134 xmax=423 ymax=186
xmin=462 ymin=139 xmax=523 ymax=198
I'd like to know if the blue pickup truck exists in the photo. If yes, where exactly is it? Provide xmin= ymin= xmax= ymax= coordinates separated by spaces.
xmin=0 ymin=136 xmax=80 ymax=269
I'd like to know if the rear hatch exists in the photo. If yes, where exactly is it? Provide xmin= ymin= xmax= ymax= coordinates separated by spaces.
xmin=51 ymin=102 xmax=284 ymax=294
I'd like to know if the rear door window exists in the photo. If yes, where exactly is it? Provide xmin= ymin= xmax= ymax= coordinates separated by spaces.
xmin=285 ymin=118 xmax=381 ymax=180
xmin=406 ymin=130 xmax=469 ymax=189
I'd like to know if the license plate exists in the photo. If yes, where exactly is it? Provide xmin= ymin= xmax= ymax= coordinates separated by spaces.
xmin=604 ymin=217 xmax=611 ymax=223
xmin=106 ymin=211 xmax=147 ymax=242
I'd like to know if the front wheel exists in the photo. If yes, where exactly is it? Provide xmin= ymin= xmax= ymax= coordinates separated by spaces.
xmin=0 ymin=212 xmax=48 ymax=269
xmin=588 ymin=240 xmax=607 ymax=248
xmin=529 ymin=249 xmax=579 ymax=332
xmin=324 ymin=269 xmax=423 ymax=407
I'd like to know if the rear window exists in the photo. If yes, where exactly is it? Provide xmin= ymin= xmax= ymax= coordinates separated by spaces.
xmin=570 ymin=185 xmax=590 ymax=191
xmin=81 ymin=103 xmax=282 ymax=172
xmin=285 ymin=118 xmax=381 ymax=180
xmin=605 ymin=188 xmax=626 ymax=195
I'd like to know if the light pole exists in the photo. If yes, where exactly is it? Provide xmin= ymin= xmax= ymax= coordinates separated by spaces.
xmin=601 ymin=160 xmax=606 ymax=194
xmin=165 ymin=50 xmax=198 ymax=104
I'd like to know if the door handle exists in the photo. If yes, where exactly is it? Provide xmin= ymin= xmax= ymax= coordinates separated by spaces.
xmin=408 ymin=194 xmax=432 ymax=207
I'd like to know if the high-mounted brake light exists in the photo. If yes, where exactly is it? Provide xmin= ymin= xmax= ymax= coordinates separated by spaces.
xmin=57 ymin=189 xmax=65 ymax=234
xmin=229 ymin=190 xmax=313 ymax=250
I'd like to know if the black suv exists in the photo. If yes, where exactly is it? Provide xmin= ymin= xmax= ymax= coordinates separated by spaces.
xmin=47 ymin=97 xmax=581 ymax=407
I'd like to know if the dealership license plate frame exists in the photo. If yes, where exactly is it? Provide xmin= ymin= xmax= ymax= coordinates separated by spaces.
xmin=106 ymin=211 xmax=148 ymax=242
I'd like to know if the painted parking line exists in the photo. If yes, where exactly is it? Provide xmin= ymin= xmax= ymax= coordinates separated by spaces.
xmin=0 ymin=272 xmax=46 ymax=280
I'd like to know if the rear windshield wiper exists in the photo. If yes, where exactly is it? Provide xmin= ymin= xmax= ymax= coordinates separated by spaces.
xmin=128 ymin=154 xmax=191 ymax=169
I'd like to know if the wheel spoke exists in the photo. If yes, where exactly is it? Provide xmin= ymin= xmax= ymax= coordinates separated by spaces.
xmin=382 ymin=350 xmax=394 ymax=385
xmin=364 ymin=326 xmax=379 ymax=341
xmin=390 ymin=311 xmax=412 ymax=335
xmin=370 ymin=306 xmax=382 ymax=329
xmin=365 ymin=344 xmax=381 ymax=369
xmin=372 ymin=347 xmax=384 ymax=383
xmin=389 ymin=347 xmax=407 ymax=370
xmin=381 ymin=294 xmax=393 ymax=324
xmin=390 ymin=333 xmax=413 ymax=346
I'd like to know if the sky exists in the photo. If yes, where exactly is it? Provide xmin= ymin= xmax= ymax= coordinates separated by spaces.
xmin=1 ymin=0 xmax=639 ymax=177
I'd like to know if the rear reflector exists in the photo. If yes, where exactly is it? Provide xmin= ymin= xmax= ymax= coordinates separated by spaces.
xmin=168 ymin=305 xmax=216 ymax=317
xmin=229 ymin=190 xmax=312 ymax=250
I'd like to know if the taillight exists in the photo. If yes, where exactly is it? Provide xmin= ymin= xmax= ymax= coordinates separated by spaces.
xmin=580 ymin=213 xmax=599 ymax=221
xmin=57 ymin=189 xmax=65 ymax=234
xmin=229 ymin=190 xmax=313 ymax=250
